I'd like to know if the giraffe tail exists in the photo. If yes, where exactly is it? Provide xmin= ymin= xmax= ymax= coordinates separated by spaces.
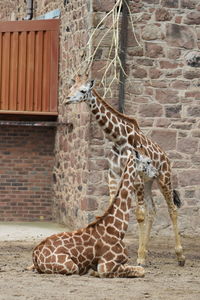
xmin=173 ymin=189 xmax=182 ymax=208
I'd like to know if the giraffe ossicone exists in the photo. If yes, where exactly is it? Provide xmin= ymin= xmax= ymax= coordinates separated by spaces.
xmin=31 ymin=152 xmax=155 ymax=277
xmin=64 ymin=74 xmax=185 ymax=267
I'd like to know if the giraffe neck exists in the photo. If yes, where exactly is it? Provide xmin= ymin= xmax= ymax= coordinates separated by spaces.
xmin=92 ymin=155 xmax=137 ymax=240
xmin=87 ymin=90 xmax=139 ymax=146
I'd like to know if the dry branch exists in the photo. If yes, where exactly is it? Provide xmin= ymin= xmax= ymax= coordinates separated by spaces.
xmin=75 ymin=0 xmax=141 ymax=97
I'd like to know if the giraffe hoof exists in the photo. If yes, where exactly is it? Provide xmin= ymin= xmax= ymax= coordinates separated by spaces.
xmin=133 ymin=266 xmax=145 ymax=278
xmin=137 ymin=263 xmax=146 ymax=268
xmin=25 ymin=264 xmax=35 ymax=271
xmin=88 ymin=269 xmax=99 ymax=277
xmin=178 ymin=258 xmax=185 ymax=267
xmin=137 ymin=258 xmax=146 ymax=267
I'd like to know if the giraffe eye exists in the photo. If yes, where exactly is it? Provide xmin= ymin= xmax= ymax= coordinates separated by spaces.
xmin=80 ymin=90 xmax=87 ymax=94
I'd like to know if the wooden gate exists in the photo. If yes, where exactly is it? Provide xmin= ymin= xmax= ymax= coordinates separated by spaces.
xmin=0 ymin=19 xmax=59 ymax=117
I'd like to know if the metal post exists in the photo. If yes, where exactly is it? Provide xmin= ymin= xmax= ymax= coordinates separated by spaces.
xmin=118 ymin=0 xmax=129 ymax=113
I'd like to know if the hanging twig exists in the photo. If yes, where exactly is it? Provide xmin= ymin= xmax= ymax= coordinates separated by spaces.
xmin=73 ymin=0 xmax=141 ymax=98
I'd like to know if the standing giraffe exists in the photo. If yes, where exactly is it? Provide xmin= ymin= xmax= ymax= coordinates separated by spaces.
xmin=64 ymin=74 xmax=185 ymax=266
xmin=32 ymin=151 xmax=156 ymax=277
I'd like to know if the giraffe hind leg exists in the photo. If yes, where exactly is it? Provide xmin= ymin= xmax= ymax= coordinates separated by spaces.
xmin=158 ymin=177 xmax=185 ymax=266
xmin=141 ymin=181 xmax=157 ymax=265
xmin=34 ymin=253 xmax=79 ymax=274
xmin=53 ymin=256 xmax=79 ymax=274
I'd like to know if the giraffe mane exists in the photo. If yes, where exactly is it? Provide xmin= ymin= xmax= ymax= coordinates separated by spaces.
xmin=92 ymin=89 xmax=140 ymax=132
xmin=86 ymin=153 xmax=133 ymax=229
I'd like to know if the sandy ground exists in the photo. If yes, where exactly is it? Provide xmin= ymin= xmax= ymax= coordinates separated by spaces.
xmin=0 ymin=223 xmax=200 ymax=300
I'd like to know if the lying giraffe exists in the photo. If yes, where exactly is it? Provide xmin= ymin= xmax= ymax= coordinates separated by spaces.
xmin=31 ymin=151 xmax=156 ymax=277
xmin=65 ymin=74 xmax=185 ymax=266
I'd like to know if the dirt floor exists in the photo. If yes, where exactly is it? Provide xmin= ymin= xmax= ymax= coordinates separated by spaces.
xmin=0 ymin=234 xmax=200 ymax=300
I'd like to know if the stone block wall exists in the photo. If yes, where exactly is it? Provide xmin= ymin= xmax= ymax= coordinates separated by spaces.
xmin=90 ymin=0 xmax=200 ymax=235
xmin=128 ymin=0 xmax=200 ymax=236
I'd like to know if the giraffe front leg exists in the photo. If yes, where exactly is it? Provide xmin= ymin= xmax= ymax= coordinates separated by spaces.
xmin=92 ymin=242 xmax=145 ymax=278
xmin=134 ymin=179 xmax=147 ymax=266
xmin=158 ymin=176 xmax=185 ymax=266
xmin=139 ymin=181 xmax=157 ymax=265
xmin=136 ymin=207 xmax=147 ymax=266
xmin=94 ymin=261 xmax=145 ymax=278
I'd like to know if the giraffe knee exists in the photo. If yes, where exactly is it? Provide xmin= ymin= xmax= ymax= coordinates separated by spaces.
xmin=169 ymin=208 xmax=178 ymax=220
xmin=175 ymin=245 xmax=184 ymax=257
xmin=135 ymin=206 xmax=145 ymax=223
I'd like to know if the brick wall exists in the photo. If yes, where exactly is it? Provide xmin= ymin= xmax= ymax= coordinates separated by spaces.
xmin=0 ymin=126 xmax=55 ymax=221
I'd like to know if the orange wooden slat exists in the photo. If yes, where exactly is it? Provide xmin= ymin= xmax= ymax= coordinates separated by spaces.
xmin=34 ymin=31 xmax=43 ymax=112
xmin=26 ymin=31 xmax=35 ymax=111
xmin=1 ymin=32 xmax=10 ymax=110
xmin=49 ymin=30 xmax=59 ymax=112
xmin=42 ymin=31 xmax=51 ymax=112
xmin=0 ymin=19 xmax=59 ymax=33
xmin=0 ymin=19 xmax=59 ymax=116
xmin=0 ymin=33 xmax=2 ymax=105
xmin=9 ymin=32 xmax=19 ymax=110
xmin=17 ymin=32 xmax=27 ymax=111
xmin=0 ymin=109 xmax=58 ymax=116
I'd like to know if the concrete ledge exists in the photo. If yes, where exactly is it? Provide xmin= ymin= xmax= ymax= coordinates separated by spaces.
xmin=0 ymin=222 xmax=68 ymax=241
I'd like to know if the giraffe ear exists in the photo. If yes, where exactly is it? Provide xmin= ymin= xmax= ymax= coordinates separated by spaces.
xmin=126 ymin=150 xmax=131 ymax=157
xmin=70 ymin=79 xmax=76 ymax=86
xmin=88 ymin=79 xmax=95 ymax=89
xmin=135 ymin=150 xmax=140 ymax=160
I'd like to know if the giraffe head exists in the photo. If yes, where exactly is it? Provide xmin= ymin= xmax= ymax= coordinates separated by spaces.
xmin=134 ymin=150 xmax=158 ymax=179
xmin=65 ymin=74 xmax=95 ymax=104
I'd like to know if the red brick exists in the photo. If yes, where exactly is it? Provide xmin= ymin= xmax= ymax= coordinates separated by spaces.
xmin=149 ymin=68 xmax=162 ymax=79
xmin=155 ymin=89 xmax=180 ymax=104
xmin=171 ymin=80 xmax=190 ymax=89
xmin=177 ymin=137 xmax=199 ymax=154
xmin=132 ymin=67 xmax=147 ymax=78
xmin=160 ymin=61 xmax=179 ymax=69
xmin=161 ymin=0 xmax=178 ymax=8
xmin=181 ymin=0 xmax=198 ymax=9
xmin=166 ymin=24 xmax=196 ymax=49
xmin=93 ymin=0 xmax=116 ymax=12
xmin=185 ymin=90 xmax=200 ymax=99
xmin=145 ymin=43 xmax=164 ymax=58
xmin=80 ymin=197 xmax=98 ymax=211
xmin=155 ymin=8 xmax=173 ymax=21
xmin=184 ymin=12 xmax=200 ymax=25
xmin=150 ymin=129 xmax=177 ymax=151
xmin=178 ymin=170 xmax=200 ymax=187
xmin=167 ymin=48 xmax=181 ymax=59
xmin=184 ymin=70 xmax=200 ymax=79
xmin=138 ymin=103 xmax=163 ymax=118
